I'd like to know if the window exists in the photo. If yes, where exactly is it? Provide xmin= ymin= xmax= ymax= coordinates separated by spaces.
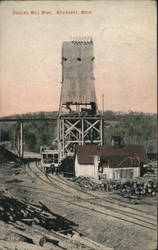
xmin=54 ymin=154 xmax=58 ymax=163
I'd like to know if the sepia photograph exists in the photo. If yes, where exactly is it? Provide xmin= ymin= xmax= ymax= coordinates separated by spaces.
xmin=0 ymin=1 xmax=157 ymax=249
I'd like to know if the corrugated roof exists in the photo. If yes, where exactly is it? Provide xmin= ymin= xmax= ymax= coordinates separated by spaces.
xmin=76 ymin=145 xmax=148 ymax=166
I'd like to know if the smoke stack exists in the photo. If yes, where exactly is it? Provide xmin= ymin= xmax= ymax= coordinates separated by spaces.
xmin=111 ymin=136 xmax=124 ymax=147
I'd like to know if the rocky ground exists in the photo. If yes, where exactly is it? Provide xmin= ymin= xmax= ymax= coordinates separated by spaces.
xmin=0 ymin=149 xmax=157 ymax=250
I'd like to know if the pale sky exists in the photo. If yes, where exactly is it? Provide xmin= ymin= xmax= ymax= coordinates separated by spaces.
xmin=0 ymin=0 xmax=157 ymax=117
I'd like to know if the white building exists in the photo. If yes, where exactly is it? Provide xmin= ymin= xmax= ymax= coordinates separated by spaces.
xmin=75 ymin=145 xmax=148 ymax=180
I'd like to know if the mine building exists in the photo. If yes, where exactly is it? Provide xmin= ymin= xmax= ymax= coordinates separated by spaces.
xmin=75 ymin=137 xmax=148 ymax=180
xmin=57 ymin=38 xmax=103 ymax=161
xmin=41 ymin=38 xmax=148 ymax=179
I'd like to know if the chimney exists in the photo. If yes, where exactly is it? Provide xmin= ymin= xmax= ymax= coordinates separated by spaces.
xmin=111 ymin=136 xmax=123 ymax=147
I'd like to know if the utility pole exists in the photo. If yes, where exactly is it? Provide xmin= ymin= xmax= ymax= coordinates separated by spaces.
xmin=18 ymin=121 xmax=24 ymax=158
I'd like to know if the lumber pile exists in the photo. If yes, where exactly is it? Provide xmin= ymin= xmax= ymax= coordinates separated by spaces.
xmin=0 ymin=190 xmax=108 ymax=249
xmin=0 ymin=190 xmax=76 ymax=232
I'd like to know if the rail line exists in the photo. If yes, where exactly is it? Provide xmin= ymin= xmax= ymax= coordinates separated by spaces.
xmin=26 ymin=163 xmax=67 ymax=194
xmin=13 ymin=182 xmax=156 ymax=233
xmin=35 ymin=163 xmax=157 ymax=229
xmin=26 ymin=162 xmax=157 ymax=232
xmin=50 ymin=171 xmax=156 ymax=217
xmin=29 ymin=162 xmax=150 ymax=219
xmin=48 ymin=174 xmax=156 ymax=228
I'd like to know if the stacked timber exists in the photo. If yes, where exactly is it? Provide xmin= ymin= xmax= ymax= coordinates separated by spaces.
xmin=0 ymin=190 xmax=108 ymax=249
xmin=72 ymin=176 xmax=157 ymax=196
xmin=73 ymin=176 xmax=104 ymax=191
xmin=0 ymin=189 xmax=76 ymax=232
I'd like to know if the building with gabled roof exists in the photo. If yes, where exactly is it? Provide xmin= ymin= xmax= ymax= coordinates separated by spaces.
xmin=75 ymin=144 xmax=148 ymax=180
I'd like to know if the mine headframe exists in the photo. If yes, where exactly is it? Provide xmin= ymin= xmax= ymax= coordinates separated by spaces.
xmin=57 ymin=38 xmax=103 ymax=160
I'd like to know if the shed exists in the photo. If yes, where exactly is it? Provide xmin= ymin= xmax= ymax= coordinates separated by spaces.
xmin=75 ymin=145 xmax=148 ymax=180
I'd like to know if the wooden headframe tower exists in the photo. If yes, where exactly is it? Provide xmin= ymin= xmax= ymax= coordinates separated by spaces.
xmin=58 ymin=38 xmax=103 ymax=160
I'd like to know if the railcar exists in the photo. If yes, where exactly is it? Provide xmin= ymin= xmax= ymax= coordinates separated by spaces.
xmin=40 ymin=147 xmax=60 ymax=175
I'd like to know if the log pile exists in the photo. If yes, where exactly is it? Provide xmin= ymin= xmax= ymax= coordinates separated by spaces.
xmin=73 ymin=176 xmax=104 ymax=191
xmin=72 ymin=176 xmax=157 ymax=197
xmin=143 ymin=160 xmax=157 ymax=176
xmin=111 ymin=179 xmax=157 ymax=197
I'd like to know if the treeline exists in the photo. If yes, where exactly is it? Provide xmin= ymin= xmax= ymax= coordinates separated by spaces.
xmin=0 ymin=111 xmax=156 ymax=153
xmin=0 ymin=111 xmax=58 ymax=152
xmin=103 ymin=111 xmax=156 ymax=153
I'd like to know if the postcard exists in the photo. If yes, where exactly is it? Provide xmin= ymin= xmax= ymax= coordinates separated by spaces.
xmin=0 ymin=1 xmax=157 ymax=249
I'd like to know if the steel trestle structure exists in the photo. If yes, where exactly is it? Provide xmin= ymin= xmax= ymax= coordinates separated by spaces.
xmin=58 ymin=116 xmax=103 ymax=160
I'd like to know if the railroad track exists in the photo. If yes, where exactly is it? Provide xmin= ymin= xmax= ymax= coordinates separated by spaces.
xmin=56 ymin=174 xmax=156 ymax=216
xmin=26 ymin=162 xmax=157 ymax=232
xmin=48 ymin=174 xmax=157 ymax=231
xmin=26 ymin=163 xmax=67 ymax=194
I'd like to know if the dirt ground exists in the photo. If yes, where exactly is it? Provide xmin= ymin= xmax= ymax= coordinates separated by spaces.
xmin=0 ymin=158 xmax=157 ymax=250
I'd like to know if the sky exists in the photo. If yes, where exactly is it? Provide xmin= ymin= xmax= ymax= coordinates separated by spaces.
xmin=0 ymin=0 xmax=157 ymax=117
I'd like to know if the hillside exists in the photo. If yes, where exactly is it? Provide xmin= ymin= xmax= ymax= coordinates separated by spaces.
xmin=103 ymin=111 xmax=156 ymax=153
xmin=0 ymin=111 xmax=156 ymax=153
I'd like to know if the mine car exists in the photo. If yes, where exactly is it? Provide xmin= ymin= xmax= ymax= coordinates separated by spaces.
xmin=40 ymin=147 xmax=60 ymax=175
